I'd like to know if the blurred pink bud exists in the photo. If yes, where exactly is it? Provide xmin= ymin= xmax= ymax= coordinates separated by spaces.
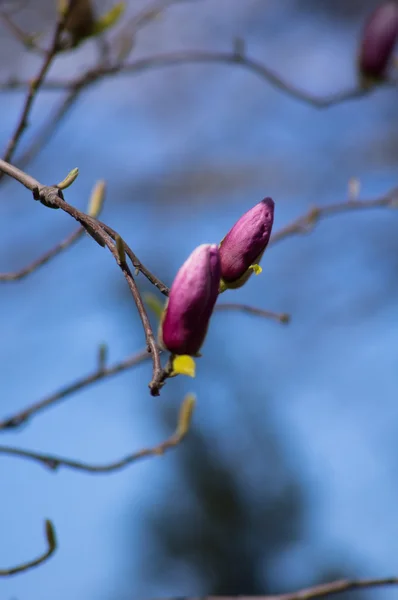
xmin=358 ymin=2 xmax=398 ymax=80
xmin=160 ymin=244 xmax=221 ymax=356
xmin=219 ymin=197 xmax=274 ymax=290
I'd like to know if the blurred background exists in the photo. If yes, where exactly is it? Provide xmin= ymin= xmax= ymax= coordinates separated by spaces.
xmin=0 ymin=1 xmax=397 ymax=599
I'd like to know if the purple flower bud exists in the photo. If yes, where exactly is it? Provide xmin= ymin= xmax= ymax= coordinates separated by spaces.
xmin=358 ymin=2 xmax=398 ymax=80
xmin=160 ymin=244 xmax=221 ymax=356
xmin=219 ymin=197 xmax=274 ymax=290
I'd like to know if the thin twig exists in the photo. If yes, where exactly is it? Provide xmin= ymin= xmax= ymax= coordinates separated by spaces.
xmin=269 ymin=188 xmax=398 ymax=247
xmin=0 ymin=349 xmax=150 ymax=430
xmin=0 ymin=301 xmax=288 ymax=431
xmin=166 ymin=578 xmax=398 ymax=599
xmin=270 ymin=576 xmax=398 ymax=599
xmin=0 ymin=16 xmax=65 ymax=172
xmin=0 ymin=226 xmax=83 ymax=281
xmin=0 ymin=158 xmax=166 ymax=394
xmin=0 ymin=47 xmax=394 ymax=173
xmin=16 ymin=84 xmax=87 ymax=171
xmin=0 ymin=396 xmax=195 ymax=474
xmin=127 ymin=0 xmax=198 ymax=34
xmin=99 ymin=221 xmax=169 ymax=295
xmin=215 ymin=303 xmax=290 ymax=324
xmin=0 ymin=49 xmax=396 ymax=108
xmin=0 ymin=9 xmax=45 ymax=54
xmin=0 ymin=519 xmax=57 ymax=577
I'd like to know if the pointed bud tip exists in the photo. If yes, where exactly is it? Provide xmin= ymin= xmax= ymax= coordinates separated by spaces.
xmin=218 ymin=197 xmax=275 ymax=287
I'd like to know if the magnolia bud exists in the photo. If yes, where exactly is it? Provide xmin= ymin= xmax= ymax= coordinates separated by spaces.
xmin=62 ymin=0 xmax=96 ymax=46
xmin=358 ymin=2 xmax=398 ymax=80
xmin=219 ymin=197 xmax=274 ymax=291
xmin=160 ymin=244 xmax=221 ymax=356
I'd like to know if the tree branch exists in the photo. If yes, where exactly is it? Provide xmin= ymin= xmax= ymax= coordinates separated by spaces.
xmin=0 ymin=158 xmax=166 ymax=394
xmin=162 ymin=577 xmax=398 ymax=598
xmin=0 ymin=348 xmax=150 ymax=430
xmin=157 ymin=578 xmax=398 ymax=599
xmin=0 ymin=8 xmax=46 ymax=55
xmin=0 ymin=302 xmax=288 ymax=431
xmin=270 ymin=576 xmax=398 ymax=600
xmin=269 ymin=187 xmax=398 ymax=247
xmin=0 ymin=15 xmax=65 ymax=173
xmin=1 ymin=49 xmax=396 ymax=109
xmin=0 ymin=45 xmax=394 ymax=174
xmin=0 ymin=519 xmax=57 ymax=577
xmin=0 ymin=226 xmax=83 ymax=281
xmin=216 ymin=303 xmax=290 ymax=324
xmin=0 ymin=395 xmax=195 ymax=474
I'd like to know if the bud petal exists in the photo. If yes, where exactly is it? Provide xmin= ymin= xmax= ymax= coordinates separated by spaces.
xmin=218 ymin=197 xmax=274 ymax=290
xmin=358 ymin=2 xmax=398 ymax=80
xmin=160 ymin=244 xmax=221 ymax=356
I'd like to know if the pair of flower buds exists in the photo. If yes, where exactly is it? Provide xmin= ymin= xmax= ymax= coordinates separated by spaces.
xmin=358 ymin=2 xmax=398 ymax=81
xmin=159 ymin=198 xmax=274 ymax=358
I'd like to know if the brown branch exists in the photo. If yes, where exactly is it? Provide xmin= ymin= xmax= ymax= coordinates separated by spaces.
xmin=0 ymin=348 xmax=150 ymax=431
xmin=0 ymin=226 xmax=83 ymax=282
xmin=170 ymin=578 xmax=398 ymax=599
xmin=99 ymin=220 xmax=169 ymax=295
xmin=0 ymin=519 xmax=57 ymax=577
xmin=125 ymin=0 xmax=198 ymax=34
xmin=215 ymin=303 xmax=290 ymax=324
xmin=271 ymin=577 xmax=398 ymax=600
xmin=269 ymin=187 xmax=398 ymax=247
xmin=16 ymin=84 xmax=87 ymax=172
xmin=0 ymin=46 xmax=394 ymax=173
xmin=0 ymin=395 xmax=195 ymax=474
xmin=0 ymin=301 xmax=287 ymax=431
xmin=1 ymin=49 xmax=396 ymax=109
xmin=0 ymin=9 xmax=45 ymax=55
xmin=0 ymin=17 xmax=66 ymax=174
xmin=0 ymin=158 xmax=166 ymax=394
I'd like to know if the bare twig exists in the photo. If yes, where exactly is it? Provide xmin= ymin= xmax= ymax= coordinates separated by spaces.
xmin=0 ymin=49 xmax=396 ymax=108
xmin=0 ymin=16 xmax=66 ymax=172
xmin=0 ymin=349 xmax=150 ymax=430
xmin=215 ymin=303 xmax=290 ymax=324
xmin=99 ymin=220 xmax=169 ymax=295
xmin=0 ymin=519 xmax=57 ymax=577
xmin=0 ymin=395 xmax=195 ymax=474
xmin=160 ymin=578 xmax=398 ymax=599
xmin=0 ymin=301 xmax=289 ymax=430
xmin=0 ymin=226 xmax=83 ymax=281
xmin=0 ymin=45 xmax=393 ymax=172
xmin=269 ymin=188 xmax=398 ymax=247
xmin=0 ymin=9 xmax=45 ymax=54
xmin=16 ymin=84 xmax=87 ymax=171
xmin=272 ymin=576 xmax=398 ymax=600
xmin=126 ymin=0 xmax=198 ymax=35
xmin=0 ymin=158 xmax=165 ymax=394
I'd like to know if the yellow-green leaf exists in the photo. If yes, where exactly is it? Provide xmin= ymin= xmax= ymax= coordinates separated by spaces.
xmin=87 ymin=180 xmax=106 ymax=217
xmin=57 ymin=167 xmax=79 ymax=190
xmin=171 ymin=355 xmax=196 ymax=378
xmin=176 ymin=393 xmax=196 ymax=437
xmin=249 ymin=264 xmax=262 ymax=275
xmin=45 ymin=519 xmax=57 ymax=549
xmin=92 ymin=2 xmax=125 ymax=35
xmin=115 ymin=234 xmax=126 ymax=264
xmin=144 ymin=292 xmax=165 ymax=321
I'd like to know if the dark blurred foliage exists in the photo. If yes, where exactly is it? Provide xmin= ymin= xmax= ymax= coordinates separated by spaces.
xmin=118 ymin=383 xmax=366 ymax=598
